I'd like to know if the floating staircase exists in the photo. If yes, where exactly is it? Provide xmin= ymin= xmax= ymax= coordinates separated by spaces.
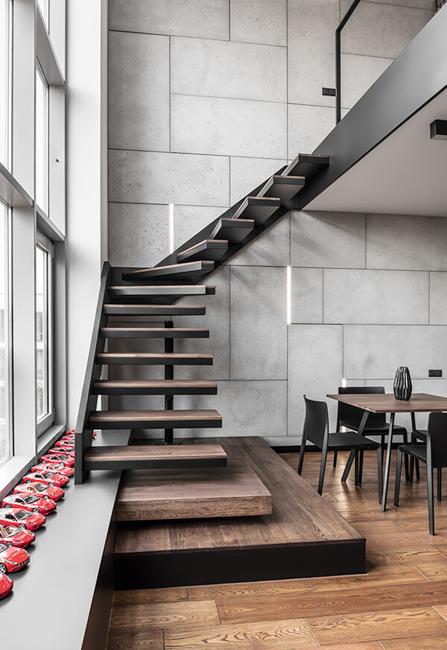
xmin=75 ymin=152 xmax=329 ymax=497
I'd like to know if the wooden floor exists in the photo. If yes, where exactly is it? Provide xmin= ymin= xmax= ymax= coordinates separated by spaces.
xmin=108 ymin=449 xmax=447 ymax=649
xmin=114 ymin=438 xmax=364 ymax=588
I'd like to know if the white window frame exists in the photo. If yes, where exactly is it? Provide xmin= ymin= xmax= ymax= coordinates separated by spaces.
xmin=0 ymin=200 xmax=12 ymax=468
xmin=0 ymin=0 xmax=12 ymax=170
xmin=35 ymin=228 xmax=54 ymax=436
xmin=35 ymin=61 xmax=49 ymax=214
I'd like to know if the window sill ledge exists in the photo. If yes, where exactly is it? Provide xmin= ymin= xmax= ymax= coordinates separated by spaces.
xmin=0 ymin=455 xmax=35 ymax=500
xmin=37 ymin=422 xmax=65 ymax=456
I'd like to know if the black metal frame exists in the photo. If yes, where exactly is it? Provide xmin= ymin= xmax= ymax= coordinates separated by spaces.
xmin=335 ymin=0 xmax=361 ymax=123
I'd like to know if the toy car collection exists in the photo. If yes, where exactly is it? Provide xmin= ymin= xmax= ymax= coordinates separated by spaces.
xmin=0 ymin=524 xmax=35 ymax=548
xmin=23 ymin=470 xmax=69 ymax=488
xmin=0 ymin=508 xmax=45 ymax=531
xmin=14 ymin=481 xmax=64 ymax=502
xmin=40 ymin=452 xmax=74 ymax=467
xmin=31 ymin=462 xmax=74 ymax=478
xmin=2 ymin=493 xmax=57 ymax=515
xmin=0 ymin=543 xmax=30 ymax=573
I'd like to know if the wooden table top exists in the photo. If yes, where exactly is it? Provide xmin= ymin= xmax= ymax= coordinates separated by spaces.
xmin=326 ymin=392 xmax=447 ymax=413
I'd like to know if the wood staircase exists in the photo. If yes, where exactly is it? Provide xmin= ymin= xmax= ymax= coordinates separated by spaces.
xmin=75 ymin=152 xmax=329 ymax=486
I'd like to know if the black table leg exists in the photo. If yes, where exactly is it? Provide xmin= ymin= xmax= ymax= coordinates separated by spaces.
xmin=381 ymin=413 xmax=395 ymax=512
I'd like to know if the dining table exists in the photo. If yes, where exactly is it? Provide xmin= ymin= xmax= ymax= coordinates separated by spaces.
xmin=326 ymin=392 xmax=447 ymax=512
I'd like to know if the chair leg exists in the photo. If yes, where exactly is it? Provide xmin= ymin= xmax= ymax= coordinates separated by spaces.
xmin=318 ymin=447 xmax=328 ymax=495
xmin=427 ymin=464 xmax=435 ymax=535
xmin=415 ymin=458 xmax=420 ymax=480
xmin=394 ymin=448 xmax=403 ymax=507
xmin=297 ymin=440 xmax=306 ymax=475
xmin=377 ymin=447 xmax=383 ymax=503
xmin=354 ymin=451 xmax=360 ymax=486
xmin=438 ymin=468 xmax=442 ymax=502
xmin=342 ymin=450 xmax=355 ymax=482
xmin=333 ymin=451 xmax=338 ymax=468
xmin=409 ymin=432 xmax=415 ymax=483
xmin=404 ymin=432 xmax=410 ymax=482
xmin=359 ymin=450 xmax=364 ymax=485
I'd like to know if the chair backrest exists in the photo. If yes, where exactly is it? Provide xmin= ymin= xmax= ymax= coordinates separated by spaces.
xmin=338 ymin=386 xmax=386 ymax=430
xmin=427 ymin=412 xmax=447 ymax=468
xmin=303 ymin=395 xmax=329 ymax=450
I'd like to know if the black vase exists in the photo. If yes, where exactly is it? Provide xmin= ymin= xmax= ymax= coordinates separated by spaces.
xmin=393 ymin=366 xmax=412 ymax=401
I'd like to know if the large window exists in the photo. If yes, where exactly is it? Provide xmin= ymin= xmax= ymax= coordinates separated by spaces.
xmin=37 ymin=0 xmax=49 ymax=28
xmin=35 ymin=64 xmax=49 ymax=212
xmin=0 ymin=201 xmax=11 ymax=466
xmin=0 ymin=0 xmax=11 ymax=168
xmin=35 ymin=234 xmax=53 ymax=434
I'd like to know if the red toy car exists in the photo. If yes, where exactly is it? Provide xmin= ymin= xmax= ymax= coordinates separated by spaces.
xmin=0 ymin=543 xmax=29 ymax=573
xmin=0 ymin=573 xmax=13 ymax=599
xmin=2 ymin=493 xmax=56 ymax=515
xmin=0 ymin=508 xmax=45 ymax=531
xmin=23 ymin=470 xmax=69 ymax=488
xmin=40 ymin=452 xmax=74 ymax=468
xmin=14 ymin=482 xmax=64 ymax=502
xmin=0 ymin=524 xmax=35 ymax=548
xmin=55 ymin=439 xmax=74 ymax=449
xmin=32 ymin=462 xmax=74 ymax=478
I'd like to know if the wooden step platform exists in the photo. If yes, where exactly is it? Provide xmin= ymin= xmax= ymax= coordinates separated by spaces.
xmin=93 ymin=379 xmax=217 ymax=395
xmin=100 ymin=327 xmax=209 ymax=339
xmin=109 ymin=285 xmax=215 ymax=297
xmin=177 ymin=239 xmax=228 ymax=263
xmin=122 ymin=260 xmax=214 ymax=282
xmin=210 ymin=218 xmax=254 ymax=243
xmin=283 ymin=153 xmax=329 ymax=179
xmin=259 ymin=175 xmax=305 ymax=203
xmin=103 ymin=304 xmax=206 ymax=316
xmin=84 ymin=443 xmax=227 ymax=471
xmin=115 ymin=449 xmax=272 ymax=523
xmin=114 ymin=437 xmax=365 ymax=589
xmin=232 ymin=196 xmax=280 ymax=224
xmin=96 ymin=352 xmax=213 ymax=365
xmin=89 ymin=409 xmax=222 ymax=430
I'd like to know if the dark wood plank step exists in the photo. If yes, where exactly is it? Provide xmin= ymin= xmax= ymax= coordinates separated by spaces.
xmin=93 ymin=379 xmax=217 ymax=395
xmin=122 ymin=260 xmax=214 ymax=282
xmin=259 ymin=175 xmax=305 ymax=203
xmin=114 ymin=442 xmax=272 ymax=522
xmin=96 ymin=352 xmax=213 ymax=365
xmin=100 ymin=327 xmax=209 ymax=339
xmin=232 ymin=196 xmax=280 ymax=225
xmin=88 ymin=409 xmax=222 ymax=430
xmin=103 ymin=304 xmax=205 ymax=316
xmin=84 ymin=443 xmax=227 ymax=471
xmin=110 ymin=285 xmax=215 ymax=297
xmin=210 ymin=217 xmax=255 ymax=243
xmin=282 ymin=153 xmax=330 ymax=180
xmin=177 ymin=239 xmax=228 ymax=263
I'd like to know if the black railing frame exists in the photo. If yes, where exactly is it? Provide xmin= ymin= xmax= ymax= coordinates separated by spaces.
xmin=336 ymin=0 xmax=362 ymax=123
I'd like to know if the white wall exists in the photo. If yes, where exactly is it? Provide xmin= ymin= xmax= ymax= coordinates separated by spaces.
xmin=66 ymin=0 xmax=108 ymax=426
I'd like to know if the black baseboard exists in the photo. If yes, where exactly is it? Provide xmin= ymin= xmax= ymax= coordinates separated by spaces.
xmin=114 ymin=539 xmax=366 ymax=590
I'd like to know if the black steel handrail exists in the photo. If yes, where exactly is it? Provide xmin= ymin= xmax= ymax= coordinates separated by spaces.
xmin=335 ymin=0 xmax=361 ymax=123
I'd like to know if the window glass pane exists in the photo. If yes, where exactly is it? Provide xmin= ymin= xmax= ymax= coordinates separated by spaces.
xmin=37 ymin=0 xmax=49 ymax=28
xmin=35 ymin=245 xmax=50 ymax=423
xmin=0 ymin=0 xmax=10 ymax=168
xmin=0 ymin=201 xmax=11 ymax=466
xmin=35 ymin=66 xmax=49 ymax=212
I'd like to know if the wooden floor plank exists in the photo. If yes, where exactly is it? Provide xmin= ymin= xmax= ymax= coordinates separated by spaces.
xmin=381 ymin=636 xmax=447 ymax=649
xmin=163 ymin=618 xmax=317 ymax=649
xmin=113 ymin=587 xmax=187 ymax=605
xmin=107 ymin=628 xmax=164 ymax=650
xmin=110 ymin=601 xmax=219 ymax=632
xmin=308 ymin=607 xmax=447 ymax=645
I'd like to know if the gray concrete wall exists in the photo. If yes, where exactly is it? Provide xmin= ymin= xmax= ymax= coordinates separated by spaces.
xmin=107 ymin=0 xmax=433 ymax=266
xmin=106 ymin=1 xmax=441 ymax=444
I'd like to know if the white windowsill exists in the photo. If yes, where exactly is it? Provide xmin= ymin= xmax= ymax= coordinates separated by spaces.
xmin=0 ymin=454 xmax=35 ymax=500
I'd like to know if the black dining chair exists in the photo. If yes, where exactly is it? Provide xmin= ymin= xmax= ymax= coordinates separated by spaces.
xmin=298 ymin=395 xmax=382 ymax=498
xmin=394 ymin=412 xmax=447 ymax=535
xmin=333 ymin=386 xmax=410 ymax=482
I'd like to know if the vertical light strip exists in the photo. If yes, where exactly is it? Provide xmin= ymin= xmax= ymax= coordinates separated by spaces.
xmin=342 ymin=377 xmax=347 ymax=387
xmin=168 ymin=203 xmax=175 ymax=254
xmin=286 ymin=265 xmax=292 ymax=325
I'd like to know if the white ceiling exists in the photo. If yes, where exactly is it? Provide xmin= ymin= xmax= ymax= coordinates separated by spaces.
xmin=307 ymin=87 xmax=447 ymax=217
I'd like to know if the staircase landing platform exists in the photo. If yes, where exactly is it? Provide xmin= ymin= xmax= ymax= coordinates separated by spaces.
xmin=114 ymin=437 xmax=365 ymax=588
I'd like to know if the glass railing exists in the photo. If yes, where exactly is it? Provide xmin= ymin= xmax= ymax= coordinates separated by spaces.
xmin=336 ymin=0 xmax=438 ymax=123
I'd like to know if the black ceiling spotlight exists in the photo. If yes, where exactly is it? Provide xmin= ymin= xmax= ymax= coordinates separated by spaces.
xmin=430 ymin=120 xmax=447 ymax=139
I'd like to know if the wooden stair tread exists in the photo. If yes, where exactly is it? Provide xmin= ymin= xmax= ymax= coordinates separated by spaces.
xmin=85 ymin=443 xmax=227 ymax=470
xmin=177 ymin=239 xmax=228 ymax=263
xmin=103 ymin=304 xmax=206 ymax=316
xmin=232 ymin=196 xmax=280 ymax=224
xmin=259 ymin=175 xmax=305 ymax=203
xmin=210 ymin=217 xmax=254 ymax=243
xmin=122 ymin=260 xmax=214 ymax=282
xmin=114 ymin=442 xmax=272 ymax=521
xmin=93 ymin=379 xmax=217 ymax=395
xmin=100 ymin=327 xmax=209 ymax=338
xmin=96 ymin=352 xmax=213 ymax=365
xmin=282 ymin=153 xmax=329 ymax=179
xmin=89 ymin=409 xmax=222 ymax=430
xmin=109 ymin=285 xmax=215 ymax=296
